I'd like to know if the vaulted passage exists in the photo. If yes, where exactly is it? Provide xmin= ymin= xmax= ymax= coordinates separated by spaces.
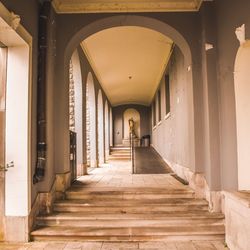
xmin=1 ymin=1 xmax=250 ymax=249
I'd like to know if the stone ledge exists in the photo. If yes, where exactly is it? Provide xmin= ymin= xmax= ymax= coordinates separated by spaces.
xmin=223 ymin=191 xmax=250 ymax=208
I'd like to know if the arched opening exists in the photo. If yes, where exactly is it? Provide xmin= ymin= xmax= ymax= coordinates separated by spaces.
xmin=69 ymin=50 xmax=83 ymax=176
xmin=86 ymin=72 xmax=97 ymax=168
xmin=104 ymin=100 xmax=109 ymax=162
xmin=97 ymin=89 xmax=104 ymax=165
xmin=59 ymin=15 xmax=196 ymax=175
xmin=109 ymin=107 xmax=113 ymax=147
xmin=123 ymin=108 xmax=141 ymax=140
xmin=234 ymin=40 xmax=250 ymax=190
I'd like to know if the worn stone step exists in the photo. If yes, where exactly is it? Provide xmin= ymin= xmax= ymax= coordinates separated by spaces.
xmin=36 ymin=214 xmax=224 ymax=227
xmin=61 ymin=198 xmax=205 ymax=206
xmin=53 ymin=201 xmax=208 ymax=213
xmin=65 ymin=188 xmax=195 ymax=199
xmin=31 ymin=225 xmax=225 ymax=242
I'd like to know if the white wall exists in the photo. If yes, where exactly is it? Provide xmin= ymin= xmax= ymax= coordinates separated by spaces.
xmin=234 ymin=40 xmax=250 ymax=190
xmin=71 ymin=50 xmax=83 ymax=166
xmin=5 ymin=45 xmax=30 ymax=216
xmin=151 ymin=47 xmax=191 ymax=170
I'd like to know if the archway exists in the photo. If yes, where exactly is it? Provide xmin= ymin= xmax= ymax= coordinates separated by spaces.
xmin=234 ymin=40 xmax=250 ymax=190
xmin=123 ymin=108 xmax=141 ymax=140
xmin=86 ymin=72 xmax=97 ymax=168
xmin=57 ymin=14 xmax=198 ymax=177
xmin=69 ymin=50 xmax=83 ymax=176
xmin=104 ymin=100 xmax=109 ymax=162
xmin=97 ymin=89 xmax=104 ymax=165
xmin=109 ymin=107 xmax=113 ymax=147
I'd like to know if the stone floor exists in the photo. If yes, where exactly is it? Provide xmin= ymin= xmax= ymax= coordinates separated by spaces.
xmin=0 ymin=240 xmax=229 ymax=250
xmin=1 ymin=159 xmax=229 ymax=249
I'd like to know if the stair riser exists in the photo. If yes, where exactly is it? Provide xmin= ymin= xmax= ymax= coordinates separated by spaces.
xmin=31 ymin=234 xmax=225 ymax=242
xmin=53 ymin=205 xmax=208 ymax=213
xmin=36 ymin=219 xmax=224 ymax=227
xmin=65 ymin=193 xmax=195 ymax=200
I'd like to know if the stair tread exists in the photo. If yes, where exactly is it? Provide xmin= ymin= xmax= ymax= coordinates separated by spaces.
xmin=54 ymin=199 xmax=208 ymax=206
xmin=31 ymin=225 xmax=225 ymax=236
xmin=37 ymin=211 xmax=224 ymax=220
xmin=67 ymin=187 xmax=194 ymax=193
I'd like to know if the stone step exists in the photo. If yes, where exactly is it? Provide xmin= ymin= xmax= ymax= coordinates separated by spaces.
xmin=36 ymin=213 xmax=224 ymax=227
xmin=53 ymin=200 xmax=208 ymax=213
xmin=31 ymin=225 xmax=225 ymax=242
xmin=66 ymin=187 xmax=195 ymax=199
xmin=110 ymin=147 xmax=130 ymax=151
xmin=110 ymin=152 xmax=131 ymax=156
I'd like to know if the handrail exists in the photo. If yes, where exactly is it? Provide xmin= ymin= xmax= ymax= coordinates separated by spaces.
xmin=130 ymin=132 xmax=135 ymax=174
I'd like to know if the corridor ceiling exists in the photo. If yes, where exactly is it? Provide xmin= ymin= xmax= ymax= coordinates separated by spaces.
xmin=52 ymin=0 xmax=203 ymax=13
xmin=81 ymin=26 xmax=173 ymax=106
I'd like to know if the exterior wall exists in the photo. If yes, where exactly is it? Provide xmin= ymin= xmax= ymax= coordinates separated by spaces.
xmin=113 ymin=105 xmax=151 ymax=146
xmin=214 ymin=0 xmax=250 ymax=190
xmin=152 ymin=47 xmax=191 ymax=170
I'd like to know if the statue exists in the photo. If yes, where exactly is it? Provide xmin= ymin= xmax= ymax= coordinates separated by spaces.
xmin=128 ymin=117 xmax=136 ymax=137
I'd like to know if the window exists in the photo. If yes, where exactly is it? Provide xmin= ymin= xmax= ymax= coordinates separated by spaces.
xmin=158 ymin=89 xmax=161 ymax=122
xmin=165 ymin=75 xmax=170 ymax=115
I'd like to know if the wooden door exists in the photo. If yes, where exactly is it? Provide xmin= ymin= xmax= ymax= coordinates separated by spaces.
xmin=0 ymin=47 xmax=7 ymax=241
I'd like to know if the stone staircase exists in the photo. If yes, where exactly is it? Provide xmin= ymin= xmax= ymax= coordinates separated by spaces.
xmin=31 ymin=186 xmax=225 ymax=241
xmin=108 ymin=146 xmax=131 ymax=161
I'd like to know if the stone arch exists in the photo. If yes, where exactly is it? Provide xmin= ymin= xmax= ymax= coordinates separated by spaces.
xmin=104 ymin=100 xmax=109 ymax=162
xmin=97 ymin=89 xmax=104 ymax=165
xmin=109 ymin=107 xmax=113 ymax=147
xmin=58 ymin=14 xmax=197 ymax=173
xmin=234 ymin=40 xmax=250 ymax=190
xmin=69 ymin=50 xmax=83 ymax=175
xmin=86 ymin=72 xmax=97 ymax=168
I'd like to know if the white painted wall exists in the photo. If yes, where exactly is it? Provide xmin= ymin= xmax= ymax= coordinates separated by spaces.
xmin=123 ymin=108 xmax=140 ymax=139
xmin=71 ymin=50 xmax=83 ymax=167
xmin=151 ymin=48 xmax=191 ymax=170
xmin=97 ymin=90 xmax=104 ymax=164
xmin=234 ymin=40 xmax=250 ymax=190
xmin=5 ymin=45 xmax=30 ymax=216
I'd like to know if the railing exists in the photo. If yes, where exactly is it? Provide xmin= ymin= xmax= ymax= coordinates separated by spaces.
xmin=130 ymin=132 xmax=135 ymax=174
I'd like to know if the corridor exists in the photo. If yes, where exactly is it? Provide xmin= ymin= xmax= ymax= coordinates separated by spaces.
xmin=1 ymin=1 xmax=250 ymax=249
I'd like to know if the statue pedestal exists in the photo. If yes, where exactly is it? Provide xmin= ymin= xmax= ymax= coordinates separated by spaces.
xmin=122 ymin=138 xmax=140 ymax=147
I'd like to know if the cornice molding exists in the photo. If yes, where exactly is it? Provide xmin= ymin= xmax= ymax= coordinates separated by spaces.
xmin=52 ymin=0 xmax=203 ymax=14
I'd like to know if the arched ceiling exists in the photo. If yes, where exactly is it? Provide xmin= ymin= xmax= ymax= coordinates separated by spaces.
xmin=52 ymin=0 xmax=203 ymax=13
xmin=81 ymin=26 xmax=173 ymax=106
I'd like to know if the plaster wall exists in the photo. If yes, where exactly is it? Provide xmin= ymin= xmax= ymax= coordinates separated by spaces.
xmin=152 ymin=47 xmax=191 ymax=170
xmin=214 ymin=0 xmax=250 ymax=190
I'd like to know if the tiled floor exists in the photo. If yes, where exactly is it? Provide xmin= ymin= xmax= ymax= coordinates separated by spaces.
xmin=75 ymin=161 xmax=187 ymax=190
xmin=0 ymin=240 xmax=228 ymax=250
xmin=1 ymin=160 xmax=229 ymax=250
